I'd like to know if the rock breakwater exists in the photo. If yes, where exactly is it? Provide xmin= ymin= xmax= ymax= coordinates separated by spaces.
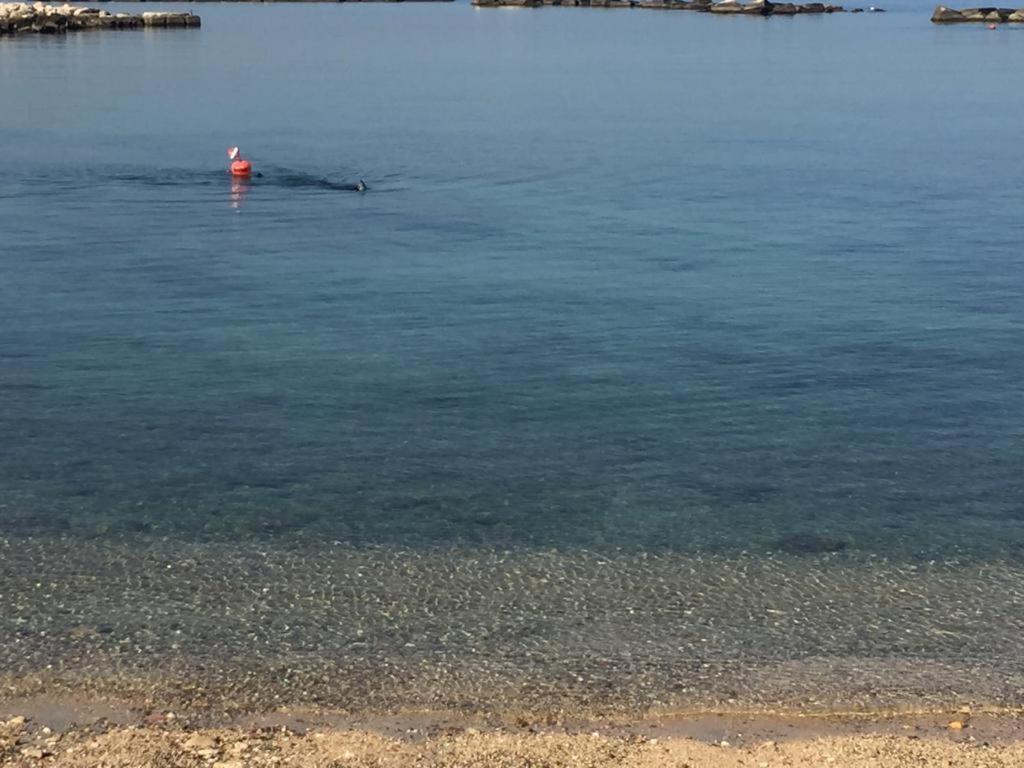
xmin=472 ymin=0 xmax=864 ymax=14
xmin=931 ymin=4 xmax=1024 ymax=21
xmin=0 ymin=3 xmax=199 ymax=35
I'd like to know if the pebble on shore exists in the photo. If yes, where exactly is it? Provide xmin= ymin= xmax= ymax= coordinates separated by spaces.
xmin=0 ymin=2 xmax=200 ymax=35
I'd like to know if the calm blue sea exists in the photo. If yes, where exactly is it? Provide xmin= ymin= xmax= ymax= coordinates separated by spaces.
xmin=2 ymin=3 xmax=1023 ymax=556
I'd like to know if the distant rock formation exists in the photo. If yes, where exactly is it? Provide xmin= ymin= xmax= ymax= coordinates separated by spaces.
xmin=709 ymin=0 xmax=846 ymax=13
xmin=473 ymin=0 xmax=852 ymax=13
xmin=638 ymin=0 xmax=712 ymax=8
xmin=931 ymin=4 xmax=1024 ymax=21
xmin=0 ymin=3 xmax=200 ymax=34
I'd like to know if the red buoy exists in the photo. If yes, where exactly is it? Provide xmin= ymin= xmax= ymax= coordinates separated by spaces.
xmin=227 ymin=146 xmax=252 ymax=177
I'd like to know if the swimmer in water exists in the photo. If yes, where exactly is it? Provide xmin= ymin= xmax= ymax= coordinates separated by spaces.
xmin=356 ymin=180 xmax=367 ymax=192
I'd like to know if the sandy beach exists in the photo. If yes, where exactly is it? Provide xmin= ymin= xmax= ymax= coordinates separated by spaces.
xmin=4 ymin=700 xmax=1024 ymax=767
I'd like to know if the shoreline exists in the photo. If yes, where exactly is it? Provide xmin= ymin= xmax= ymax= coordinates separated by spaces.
xmin=3 ymin=697 xmax=1024 ymax=766
xmin=5 ymin=691 xmax=1024 ymax=739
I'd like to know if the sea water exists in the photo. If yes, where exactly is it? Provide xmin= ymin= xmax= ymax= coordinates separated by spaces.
xmin=2 ymin=3 xmax=1024 ymax=557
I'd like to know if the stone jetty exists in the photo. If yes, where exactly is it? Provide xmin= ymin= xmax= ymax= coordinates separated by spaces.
xmin=0 ymin=3 xmax=200 ymax=35
xmin=931 ymin=4 xmax=1024 ymax=21
xmin=472 ymin=0 xmax=866 ymax=14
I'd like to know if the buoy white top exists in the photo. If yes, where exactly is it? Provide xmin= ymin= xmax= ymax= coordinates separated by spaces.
xmin=228 ymin=146 xmax=240 ymax=161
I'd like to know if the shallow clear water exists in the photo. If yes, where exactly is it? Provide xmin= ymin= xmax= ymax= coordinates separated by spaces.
xmin=2 ymin=3 xmax=1024 ymax=558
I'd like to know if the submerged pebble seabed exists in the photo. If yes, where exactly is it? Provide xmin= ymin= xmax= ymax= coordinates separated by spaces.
xmin=1 ymin=536 xmax=1023 ymax=716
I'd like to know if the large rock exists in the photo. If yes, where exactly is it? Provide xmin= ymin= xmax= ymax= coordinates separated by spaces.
xmin=932 ymin=4 xmax=967 ymax=19
xmin=676 ymin=0 xmax=713 ymax=8
xmin=710 ymin=0 xmax=773 ymax=12
xmin=957 ymin=5 xmax=1016 ymax=20
xmin=0 ymin=2 xmax=199 ymax=34
xmin=141 ymin=11 xmax=201 ymax=27
xmin=930 ymin=3 xmax=1023 ymax=21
